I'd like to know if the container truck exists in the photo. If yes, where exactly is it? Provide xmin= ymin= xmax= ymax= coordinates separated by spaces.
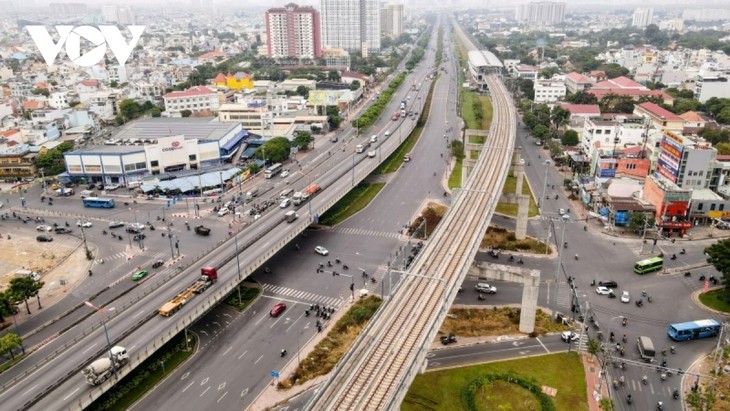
xmin=292 ymin=183 xmax=320 ymax=206
xmin=158 ymin=267 xmax=218 ymax=316
xmin=81 ymin=346 xmax=129 ymax=386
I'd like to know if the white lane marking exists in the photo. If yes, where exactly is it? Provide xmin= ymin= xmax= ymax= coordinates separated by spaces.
xmin=82 ymin=343 xmax=98 ymax=354
xmin=182 ymin=381 xmax=195 ymax=393
xmin=200 ymin=386 xmax=210 ymax=397
xmin=133 ymin=310 xmax=145 ymax=319
xmin=63 ymin=387 xmax=80 ymax=401
xmin=217 ymin=392 xmax=228 ymax=403
xmin=218 ymin=382 xmax=226 ymax=390
xmin=22 ymin=384 xmax=38 ymax=397
xmin=200 ymin=377 xmax=209 ymax=385
xmin=240 ymin=388 xmax=249 ymax=397
xmin=238 ymin=350 xmax=247 ymax=360
xmin=254 ymin=354 xmax=263 ymax=364
xmin=222 ymin=346 xmax=232 ymax=356
xmin=535 ymin=337 xmax=550 ymax=352
xmin=181 ymin=371 xmax=190 ymax=380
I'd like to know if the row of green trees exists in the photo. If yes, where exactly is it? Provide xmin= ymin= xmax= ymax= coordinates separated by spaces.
xmin=35 ymin=141 xmax=75 ymax=176
xmin=405 ymin=47 xmax=425 ymax=71
xmin=0 ymin=277 xmax=44 ymax=359
xmin=351 ymin=72 xmax=408 ymax=130
xmin=117 ymin=99 xmax=162 ymax=125
xmin=520 ymin=103 xmax=579 ymax=147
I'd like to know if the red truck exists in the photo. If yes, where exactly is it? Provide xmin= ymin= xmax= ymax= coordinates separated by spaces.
xmin=158 ymin=267 xmax=218 ymax=316
xmin=392 ymin=111 xmax=400 ymax=121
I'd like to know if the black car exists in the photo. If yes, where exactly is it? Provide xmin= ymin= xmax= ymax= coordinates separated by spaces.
xmin=126 ymin=227 xmax=142 ymax=234
xmin=440 ymin=333 xmax=457 ymax=345
xmin=152 ymin=260 xmax=164 ymax=269
xmin=133 ymin=234 xmax=146 ymax=241
xmin=54 ymin=227 xmax=73 ymax=234
xmin=36 ymin=235 xmax=53 ymax=242
xmin=599 ymin=280 xmax=618 ymax=288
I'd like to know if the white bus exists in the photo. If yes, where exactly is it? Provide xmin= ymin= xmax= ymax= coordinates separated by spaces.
xmin=264 ymin=163 xmax=283 ymax=179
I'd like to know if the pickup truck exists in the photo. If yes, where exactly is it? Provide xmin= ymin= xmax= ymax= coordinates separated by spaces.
xmin=195 ymin=225 xmax=211 ymax=236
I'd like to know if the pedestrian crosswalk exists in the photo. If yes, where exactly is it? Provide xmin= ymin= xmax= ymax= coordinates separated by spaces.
xmin=329 ymin=226 xmax=401 ymax=239
xmin=262 ymin=283 xmax=344 ymax=307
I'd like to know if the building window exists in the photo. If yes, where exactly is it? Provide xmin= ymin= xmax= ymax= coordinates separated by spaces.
xmin=189 ymin=154 xmax=197 ymax=161
xmin=150 ymin=160 xmax=159 ymax=167
xmin=698 ymin=203 xmax=703 ymax=210
xmin=711 ymin=204 xmax=716 ymax=211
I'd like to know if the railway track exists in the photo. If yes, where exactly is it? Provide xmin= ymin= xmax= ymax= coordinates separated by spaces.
xmin=309 ymin=32 xmax=517 ymax=410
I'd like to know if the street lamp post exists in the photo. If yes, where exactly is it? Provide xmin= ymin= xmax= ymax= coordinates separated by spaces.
xmin=85 ymin=301 xmax=116 ymax=377
xmin=550 ymin=214 xmax=570 ymax=320
xmin=539 ymin=159 xmax=551 ymax=209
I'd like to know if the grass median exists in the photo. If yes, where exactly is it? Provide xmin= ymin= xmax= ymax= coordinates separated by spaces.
xmin=699 ymin=289 xmax=730 ymax=313
xmin=318 ymin=182 xmax=386 ymax=226
xmin=495 ymin=174 xmax=539 ymax=217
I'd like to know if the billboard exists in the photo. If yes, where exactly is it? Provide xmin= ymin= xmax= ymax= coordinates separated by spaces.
xmin=308 ymin=90 xmax=339 ymax=106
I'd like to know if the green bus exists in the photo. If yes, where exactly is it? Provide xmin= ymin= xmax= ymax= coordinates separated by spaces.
xmin=634 ymin=257 xmax=663 ymax=274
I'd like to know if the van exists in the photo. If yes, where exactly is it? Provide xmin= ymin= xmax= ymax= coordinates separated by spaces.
xmin=79 ymin=190 xmax=96 ymax=199
xmin=637 ymin=336 xmax=655 ymax=362
xmin=280 ymin=188 xmax=293 ymax=199
xmin=355 ymin=144 xmax=364 ymax=153
xmin=370 ymin=135 xmax=378 ymax=143
xmin=15 ymin=269 xmax=41 ymax=281
xmin=284 ymin=210 xmax=298 ymax=223
xmin=246 ymin=187 xmax=259 ymax=199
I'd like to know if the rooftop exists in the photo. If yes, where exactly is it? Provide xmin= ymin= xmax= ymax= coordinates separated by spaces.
xmin=467 ymin=50 xmax=503 ymax=69
xmin=637 ymin=102 xmax=683 ymax=121
xmin=691 ymin=188 xmax=724 ymax=201
xmin=164 ymin=86 xmax=217 ymax=99
xmin=559 ymin=103 xmax=600 ymax=115
xmin=113 ymin=118 xmax=238 ymax=142
xmin=566 ymin=72 xmax=592 ymax=83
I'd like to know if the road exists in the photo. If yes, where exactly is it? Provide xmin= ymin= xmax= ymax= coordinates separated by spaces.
xmin=0 ymin=22 xmax=442 ymax=411
xmin=132 ymin=23 xmax=448 ymax=411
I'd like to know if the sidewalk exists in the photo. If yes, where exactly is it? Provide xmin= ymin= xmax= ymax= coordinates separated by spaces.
xmin=583 ymin=354 xmax=608 ymax=411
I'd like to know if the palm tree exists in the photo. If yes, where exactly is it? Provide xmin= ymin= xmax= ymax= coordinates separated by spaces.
xmin=550 ymin=106 xmax=570 ymax=130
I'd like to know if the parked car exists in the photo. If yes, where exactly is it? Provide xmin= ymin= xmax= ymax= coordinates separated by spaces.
xmin=314 ymin=246 xmax=329 ymax=256
xmin=131 ymin=269 xmax=149 ymax=281
xmin=36 ymin=235 xmax=53 ymax=242
xmin=270 ymin=302 xmax=287 ymax=317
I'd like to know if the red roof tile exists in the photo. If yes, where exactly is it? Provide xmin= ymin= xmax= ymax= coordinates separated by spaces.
xmin=566 ymin=72 xmax=592 ymax=83
xmin=637 ymin=102 xmax=683 ymax=121
xmin=163 ymin=86 xmax=217 ymax=99
xmin=79 ymin=80 xmax=99 ymax=87
xmin=559 ymin=103 xmax=601 ymax=115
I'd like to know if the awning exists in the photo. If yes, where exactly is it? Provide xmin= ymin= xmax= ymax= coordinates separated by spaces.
xmin=220 ymin=130 xmax=249 ymax=153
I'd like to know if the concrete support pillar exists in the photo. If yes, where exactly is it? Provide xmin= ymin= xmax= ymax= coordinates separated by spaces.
xmin=519 ymin=271 xmax=540 ymax=333
xmin=515 ymin=194 xmax=529 ymax=240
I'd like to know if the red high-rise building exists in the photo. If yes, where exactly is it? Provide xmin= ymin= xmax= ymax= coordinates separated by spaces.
xmin=265 ymin=3 xmax=321 ymax=59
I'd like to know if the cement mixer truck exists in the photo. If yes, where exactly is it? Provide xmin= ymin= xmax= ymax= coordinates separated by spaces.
xmin=81 ymin=346 xmax=129 ymax=386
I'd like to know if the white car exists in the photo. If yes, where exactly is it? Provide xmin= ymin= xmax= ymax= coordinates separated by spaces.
xmin=314 ymin=246 xmax=329 ymax=256
xmin=621 ymin=290 xmax=630 ymax=303
xmin=596 ymin=286 xmax=612 ymax=295
xmin=77 ymin=220 xmax=93 ymax=228
xmin=105 ymin=184 xmax=120 ymax=191
xmin=281 ymin=170 xmax=290 ymax=178
xmin=561 ymin=331 xmax=579 ymax=342
xmin=367 ymin=151 xmax=376 ymax=158
xmin=36 ymin=225 xmax=53 ymax=232
xmin=476 ymin=283 xmax=497 ymax=294
xmin=217 ymin=207 xmax=230 ymax=217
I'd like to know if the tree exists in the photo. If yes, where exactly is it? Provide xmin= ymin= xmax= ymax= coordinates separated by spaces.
xmin=326 ymin=106 xmax=342 ymax=129
xmin=294 ymin=131 xmax=314 ymax=150
xmin=539 ymin=66 xmax=560 ymax=79
xmin=627 ymin=212 xmax=654 ymax=233
xmin=561 ymin=129 xmax=579 ymax=146
xmin=704 ymin=239 xmax=730 ymax=291
xmin=255 ymin=137 xmax=291 ymax=163
xmin=247 ymin=162 xmax=261 ymax=175
xmin=0 ymin=333 xmax=23 ymax=360
xmin=8 ymin=277 xmax=43 ymax=315
xmin=602 ymin=63 xmax=630 ymax=79
xmin=717 ymin=107 xmax=730 ymax=124
xmin=550 ymin=106 xmax=570 ymax=129
xmin=32 ymin=87 xmax=49 ymax=97
xmin=532 ymin=124 xmax=549 ymax=139
xmin=150 ymin=107 xmax=162 ymax=117
xmin=119 ymin=99 xmax=142 ymax=120
xmin=180 ymin=109 xmax=192 ymax=118
xmin=295 ymin=85 xmax=310 ymax=98
xmin=566 ymin=91 xmax=598 ymax=105
xmin=110 ymin=80 xmax=118 ymax=88
xmin=586 ymin=338 xmax=602 ymax=361
xmin=450 ymin=140 xmax=464 ymax=159
xmin=327 ymin=70 xmax=341 ymax=82
xmin=349 ymin=80 xmax=361 ymax=91
xmin=598 ymin=398 xmax=614 ymax=411
xmin=0 ymin=291 xmax=16 ymax=323
xmin=715 ymin=142 xmax=730 ymax=155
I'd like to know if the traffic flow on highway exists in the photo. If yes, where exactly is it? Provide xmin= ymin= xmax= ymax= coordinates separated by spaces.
xmin=0 ymin=13 xmax=726 ymax=411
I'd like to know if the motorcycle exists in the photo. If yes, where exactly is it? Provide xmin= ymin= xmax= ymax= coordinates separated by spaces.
xmin=670 ymin=254 xmax=677 ymax=260
xmin=673 ymin=389 xmax=679 ymax=399
xmin=280 ymin=349 xmax=287 ymax=357
xmin=657 ymin=401 xmax=663 ymax=410
xmin=478 ymin=294 xmax=485 ymax=301
xmin=343 ymin=264 xmax=349 ymax=270
xmin=636 ymin=299 xmax=643 ymax=307
xmin=680 ymin=248 xmax=686 ymax=255
xmin=622 ymin=317 xmax=627 ymax=326
xmin=574 ymin=254 xmax=579 ymax=260
xmin=622 ymin=334 xmax=627 ymax=343
xmin=642 ymin=375 xmax=648 ymax=385
xmin=102 ymin=230 xmax=108 ymax=235
xmin=627 ymin=394 xmax=632 ymax=404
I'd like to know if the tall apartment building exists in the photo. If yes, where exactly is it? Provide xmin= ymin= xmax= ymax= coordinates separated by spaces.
xmin=101 ymin=5 xmax=136 ymax=25
xmin=266 ymin=3 xmax=321 ymax=59
xmin=321 ymin=0 xmax=380 ymax=53
xmin=515 ymin=2 xmax=565 ymax=25
xmin=381 ymin=2 xmax=404 ymax=37
xmin=632 ymin=8 xmax=654 ymax=28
